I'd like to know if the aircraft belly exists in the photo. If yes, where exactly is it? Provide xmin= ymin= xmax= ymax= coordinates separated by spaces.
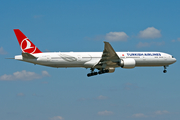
xmin=135 ymin=58 xmax=174 ymax=66
xmin=36 ymin=59 xmax=86 ymax=68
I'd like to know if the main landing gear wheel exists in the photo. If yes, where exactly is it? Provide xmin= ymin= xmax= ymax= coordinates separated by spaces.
xmin=87 ymin=72 xmax=98 ymax=77
xmin=87 ymin=69 xmax=109 ymax=77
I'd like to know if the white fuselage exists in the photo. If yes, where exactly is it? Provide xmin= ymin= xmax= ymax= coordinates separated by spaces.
xmin=13 ymin=29 xmax=176 ymax=76
xmin=15 ymin=52 xmax=176 ymax=69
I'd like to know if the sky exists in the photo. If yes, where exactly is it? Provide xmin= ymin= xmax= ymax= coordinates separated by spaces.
xmin=0 ymin=0 xmax=180 ymax=120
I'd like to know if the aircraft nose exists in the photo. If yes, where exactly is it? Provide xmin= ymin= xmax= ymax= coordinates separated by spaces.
xmin=173 ymin=58 xmax=177 ymax=63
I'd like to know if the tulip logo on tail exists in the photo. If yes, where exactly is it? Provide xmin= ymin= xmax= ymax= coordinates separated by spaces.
xmin=21 ymin=38 xmax=36 ymax=54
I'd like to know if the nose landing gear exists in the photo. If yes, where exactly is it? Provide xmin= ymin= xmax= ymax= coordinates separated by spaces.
xmin=163 ymin=70 xmax=167 ymax=73
xmin=163 ymin=66 xmax=167 ymax=73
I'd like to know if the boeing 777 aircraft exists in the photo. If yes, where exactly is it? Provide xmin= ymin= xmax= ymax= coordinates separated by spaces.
xmin=13 ymin=29 xmax=176 ymax=77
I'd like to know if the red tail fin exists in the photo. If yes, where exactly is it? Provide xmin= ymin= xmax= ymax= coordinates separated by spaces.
xmin=14 ymin=29 xmax=42 ymax=54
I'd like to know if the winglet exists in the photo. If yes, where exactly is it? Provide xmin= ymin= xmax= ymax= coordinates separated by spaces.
xmin=14 ymin=29 xmax=42 ymax=54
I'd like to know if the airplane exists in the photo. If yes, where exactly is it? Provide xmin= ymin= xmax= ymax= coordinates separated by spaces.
xmin=13 ymin=29 xmax=176 ymax=77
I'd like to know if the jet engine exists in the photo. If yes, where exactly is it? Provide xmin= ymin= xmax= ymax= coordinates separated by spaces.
xmin=120 ymin=58 xmax=136 ymax=69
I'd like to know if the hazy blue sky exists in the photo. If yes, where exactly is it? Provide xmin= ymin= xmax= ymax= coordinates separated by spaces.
xmin=0 ymin=0 xmax=180 ymax=120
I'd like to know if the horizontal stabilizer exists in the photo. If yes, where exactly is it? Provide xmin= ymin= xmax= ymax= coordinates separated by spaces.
xmin=22 ymin=53 xmax=37 ymax=59
xmin=5 ymin=58 xmax=14 ymax=59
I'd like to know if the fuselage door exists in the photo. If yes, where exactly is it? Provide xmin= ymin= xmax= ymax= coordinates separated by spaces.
xmin=164 ymin=55 xmax=167 ymax=60
xmin=77 ymin=55 xmax=82 ymax=61
xmin=47 ymin=55 xmax=51 ymax=61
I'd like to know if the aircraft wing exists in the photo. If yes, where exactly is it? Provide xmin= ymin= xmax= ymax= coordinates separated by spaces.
xmin=95 ymin=42 xmax=120 ymax=68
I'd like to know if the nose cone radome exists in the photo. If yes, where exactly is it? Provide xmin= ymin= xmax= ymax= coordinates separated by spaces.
xmin=173 ymin=58 xmax=177 ymax=63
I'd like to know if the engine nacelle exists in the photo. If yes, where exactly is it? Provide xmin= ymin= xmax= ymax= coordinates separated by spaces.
xmin=106 ymin=67 xmax=115 ymax=73
xmin=121 ymin=58 xmax=136 ymax=69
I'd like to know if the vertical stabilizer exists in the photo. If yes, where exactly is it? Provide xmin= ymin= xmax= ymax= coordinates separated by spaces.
xmin=14 ymin=29 xmax=42 ymax=54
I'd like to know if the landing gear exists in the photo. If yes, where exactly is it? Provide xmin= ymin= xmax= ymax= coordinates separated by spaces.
xmin=163 ymin=70 xmax=167 ymax=73
xmin=163 ymin=66 xmax=167 ymax=73
xmin=98 ymin=69 xmax=109 ymax=74
xmin=87 ymin=68 xmax=109 ymax=77
xmin=87 ymin=72 xmax=98 ymax=77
